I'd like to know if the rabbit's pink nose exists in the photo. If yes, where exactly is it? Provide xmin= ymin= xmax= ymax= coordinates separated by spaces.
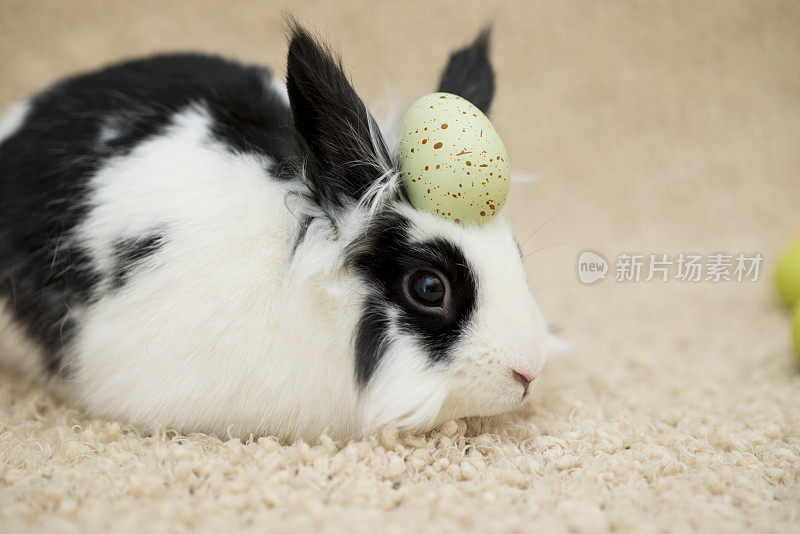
xmin=512 ymin=369 xmax=534 ymax=392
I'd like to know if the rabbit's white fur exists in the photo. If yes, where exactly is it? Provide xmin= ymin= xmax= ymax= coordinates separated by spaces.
xmin=0 ymin=99 xmax=30 ymax=146
xmin=51 ymin=94 xmax=546 ymax=441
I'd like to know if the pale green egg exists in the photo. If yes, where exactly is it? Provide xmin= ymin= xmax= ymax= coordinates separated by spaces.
xmin=775 ymin=239 xmax=800 ymax=308
xmin=398 ymin=92 xmax=510 ymax=225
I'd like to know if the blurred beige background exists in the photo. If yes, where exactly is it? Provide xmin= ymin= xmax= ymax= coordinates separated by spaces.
xmin=1 ymin=1 xmax=798 ymax=532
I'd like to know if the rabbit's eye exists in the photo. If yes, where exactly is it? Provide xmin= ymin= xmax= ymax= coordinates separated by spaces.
xmin=406 ymin=270 xmax=446 ymax=308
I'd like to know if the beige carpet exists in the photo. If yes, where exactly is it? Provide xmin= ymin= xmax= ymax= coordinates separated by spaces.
xmin=1 ymin=1 xmax=799 ymax=532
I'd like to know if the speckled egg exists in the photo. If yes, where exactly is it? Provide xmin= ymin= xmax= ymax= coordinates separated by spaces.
xmin=398 ymin=92 xmax=510 ymax=225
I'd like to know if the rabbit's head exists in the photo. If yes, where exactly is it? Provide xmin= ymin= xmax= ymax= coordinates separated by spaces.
xmin=285 ymin=25 xmax=550 ymax=435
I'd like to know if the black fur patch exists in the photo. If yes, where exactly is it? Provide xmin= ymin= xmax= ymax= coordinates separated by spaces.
xmin=286 ymin=24 xmax=393 ymax=213
xmin=0 ymin=53 xmax=296 ymax=373
xmin=437 ymin=28 xmax=495 ymax=114
xmin=0 ymin=98 xmax=102 ymax=373
xmin=110 ymin=233 xmax=165 ymax=290
xmin=291 ymin=216 xmax=313 ymax=256
xmin=348 ymin=212 xmax=477 ymax=385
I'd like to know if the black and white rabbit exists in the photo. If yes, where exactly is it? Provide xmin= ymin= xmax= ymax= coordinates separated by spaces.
xmin=0 ymin=24 xmax=550 ymax=441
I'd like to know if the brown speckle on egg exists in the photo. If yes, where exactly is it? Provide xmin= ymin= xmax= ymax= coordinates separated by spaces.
xmin=422 ymin=139 xmax=427 ymax=144
xmin=433 ymin=142 xmax=443 ymax=149
xmin=480 ymin=211 xmax=486 ymax=216
xmin=441 ymin=123 xmax=448 ymax=129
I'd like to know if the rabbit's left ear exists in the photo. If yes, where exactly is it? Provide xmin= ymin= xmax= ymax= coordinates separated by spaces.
xmin=286 ymin=24 xmax=392 ymax=212
xmin=437 ymin=28 xmax=495 ymax=115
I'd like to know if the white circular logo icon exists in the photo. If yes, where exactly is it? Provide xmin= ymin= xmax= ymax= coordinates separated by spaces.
xmin=577 ymin=250 xmax=608 ymax=284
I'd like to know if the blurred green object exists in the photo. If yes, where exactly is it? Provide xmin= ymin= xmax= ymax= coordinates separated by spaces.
xmin=793 ymin=304 xmax=800 ymax=362
xmin=775 ymin=240 xmax=800 ymax=308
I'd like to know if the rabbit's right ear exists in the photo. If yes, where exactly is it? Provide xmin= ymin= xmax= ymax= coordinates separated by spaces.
xmin=286 ymin=24 xmax=392 ymax=214
xmin=437 ymin=28 xmax=495 ymax=115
